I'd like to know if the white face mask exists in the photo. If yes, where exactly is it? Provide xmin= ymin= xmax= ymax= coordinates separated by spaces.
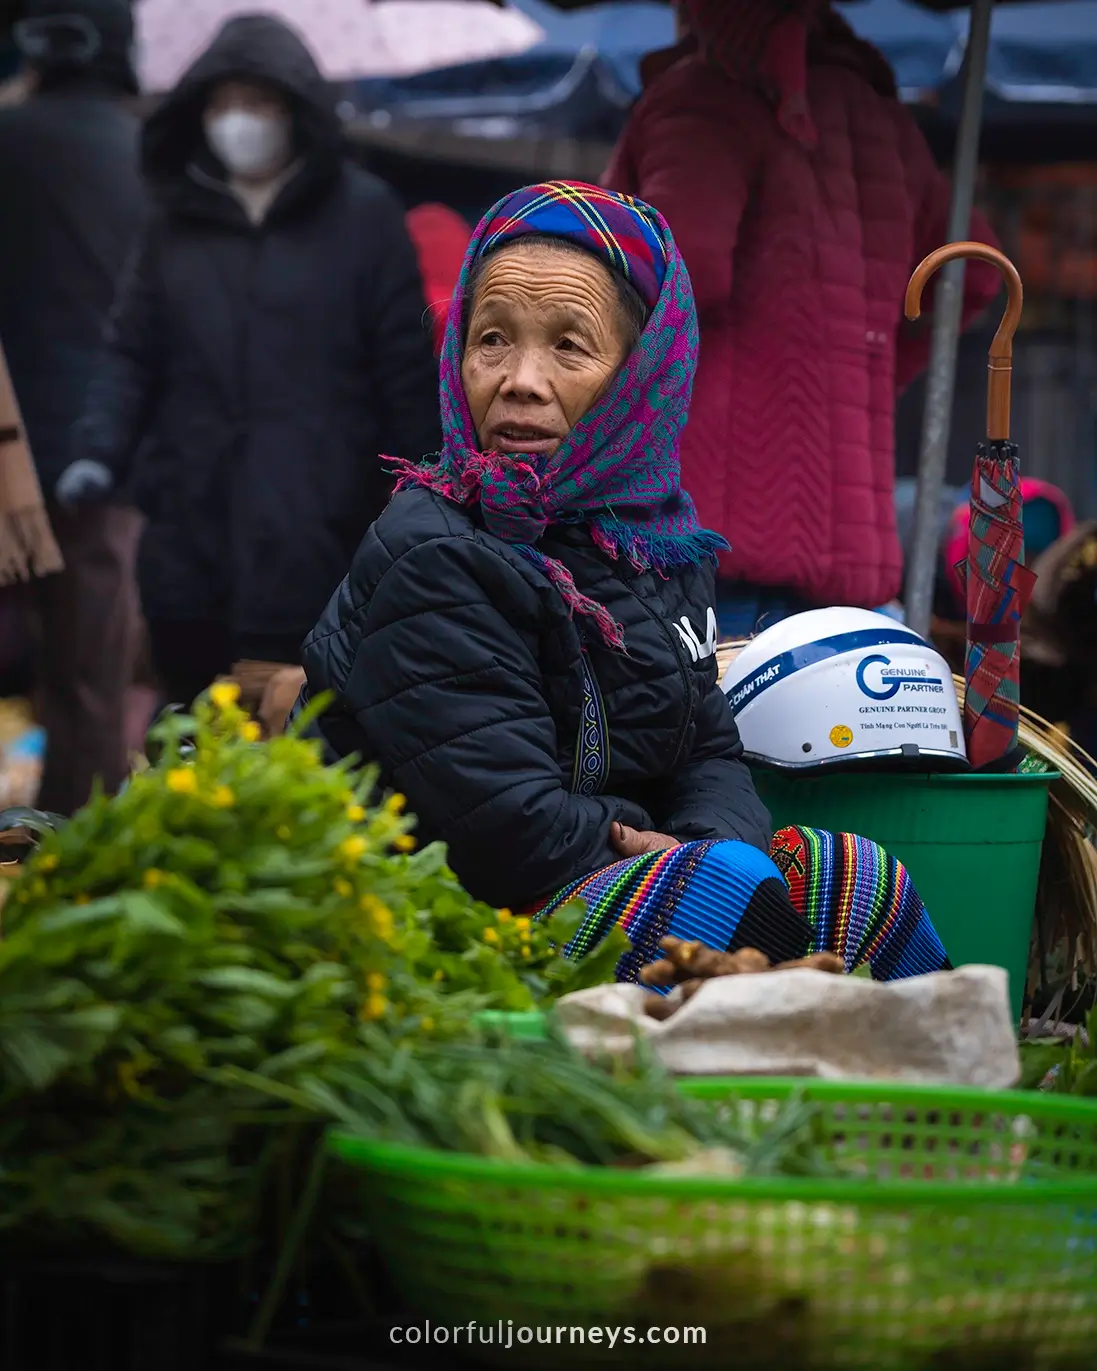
xmin=203 ymin=108 xmax=291 ymax=180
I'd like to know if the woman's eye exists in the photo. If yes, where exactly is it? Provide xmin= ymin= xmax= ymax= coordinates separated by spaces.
xmin=481 ymin=331 xmax=506 ymax=347
xmin=557 ymin=337 xmax=582 ymax=353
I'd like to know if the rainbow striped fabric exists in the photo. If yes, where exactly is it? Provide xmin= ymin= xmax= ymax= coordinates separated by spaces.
xmin=771 ymin=826 xmax=951 ymax=981
xmin=533 ymin=826 xmax=950 ymax=985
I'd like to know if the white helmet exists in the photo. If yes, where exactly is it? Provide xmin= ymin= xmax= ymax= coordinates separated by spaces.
xmin=721 ymin=607 xmax=968 ymax=771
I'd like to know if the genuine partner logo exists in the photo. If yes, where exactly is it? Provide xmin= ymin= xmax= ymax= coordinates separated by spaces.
xmin=855 ymin=654 xmax=944 ymax=702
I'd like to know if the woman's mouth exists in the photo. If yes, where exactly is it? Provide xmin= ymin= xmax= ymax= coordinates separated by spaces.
xmin=488 ymin=425 xmax=560 ymax=455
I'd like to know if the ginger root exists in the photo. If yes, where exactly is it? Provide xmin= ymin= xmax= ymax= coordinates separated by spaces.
xmin=641 ymin=936 xmax=846 ymax=1019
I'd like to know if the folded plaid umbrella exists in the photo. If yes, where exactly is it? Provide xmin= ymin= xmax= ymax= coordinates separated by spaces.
xmin=906 ymin=243 xmax=1035 ymax=770
xmin=963 ymin=443 xmax=1036 ymax=766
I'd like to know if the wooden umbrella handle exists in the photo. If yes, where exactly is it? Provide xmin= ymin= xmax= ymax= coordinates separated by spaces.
xmin=905 ymin=241 xmax=1024 ymax=443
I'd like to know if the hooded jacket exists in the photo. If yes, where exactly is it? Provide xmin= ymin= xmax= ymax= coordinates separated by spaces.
xmin=300 ymin=488 xmax=772 ymax=910
xmin=605 ymin=2 xmax=1003 ymax=609
xmin=0 ymin=64 xmax=143 ymax=484
xmin=71 ymin=15 xmax=440 ymax=654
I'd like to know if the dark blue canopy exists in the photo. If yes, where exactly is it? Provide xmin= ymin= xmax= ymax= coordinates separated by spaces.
xmin=345 ymin=0 xmax=1097 ymax=148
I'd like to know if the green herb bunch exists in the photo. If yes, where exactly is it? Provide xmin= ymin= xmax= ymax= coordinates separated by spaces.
xmin=243 ymin=1024 xmax=844 ymax=1176
xmin=1019 ymin=1005 xmax=1097 ymax=1096
xmin=0 ymin=688 xmax=614 ymax=1259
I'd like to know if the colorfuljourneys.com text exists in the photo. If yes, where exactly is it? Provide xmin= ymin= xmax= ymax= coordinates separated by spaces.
xmin=390 ymin=1322 xmax=706 ymax=1349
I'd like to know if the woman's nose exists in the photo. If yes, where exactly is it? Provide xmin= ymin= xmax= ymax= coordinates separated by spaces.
xmin=500 ymin=346 xmax=551 ymax=403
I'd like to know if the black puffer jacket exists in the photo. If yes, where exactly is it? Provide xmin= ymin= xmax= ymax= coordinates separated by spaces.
xmin=301 ymin=488 xmax=771 ymax=908
xmin=71 ymin=15 xmax=440 ymax=651
xmin=0 ymin=82 xmax=143 ymax=485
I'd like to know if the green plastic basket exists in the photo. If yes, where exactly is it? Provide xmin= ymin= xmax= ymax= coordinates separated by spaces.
xmin=753 ymin=771 xmax=1054 ymax=1020
xmin=330 ymin=1079 xmax=1097 ymax=1370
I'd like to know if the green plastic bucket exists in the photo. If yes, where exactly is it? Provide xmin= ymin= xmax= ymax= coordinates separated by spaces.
xmin=752 ymin=770 xmax=1054 ymax=1020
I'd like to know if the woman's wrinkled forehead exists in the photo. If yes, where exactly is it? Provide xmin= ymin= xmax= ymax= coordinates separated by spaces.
xmin=472 ymin=181 xmax=668 ymax=312
xmin=468 ymin=240 xmax=631 ymax=339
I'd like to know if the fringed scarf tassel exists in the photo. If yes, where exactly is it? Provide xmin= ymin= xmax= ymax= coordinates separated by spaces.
xmin=591 ymin=518 xmax=729 ymax=572
xmin=517 ymin=544 xmax=627 ymax=652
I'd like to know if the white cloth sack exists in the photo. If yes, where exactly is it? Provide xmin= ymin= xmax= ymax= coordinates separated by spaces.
xmin=554 ymin=965 xmax=1020 ymax=1089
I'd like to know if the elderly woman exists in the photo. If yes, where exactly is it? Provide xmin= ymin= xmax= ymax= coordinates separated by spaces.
xmin=301 ymin=181 xmax=951 ymax=984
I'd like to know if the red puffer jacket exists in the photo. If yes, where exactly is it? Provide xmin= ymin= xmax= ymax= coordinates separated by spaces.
xmin=605 ymin=19 xmax=1002 ymax=609
xmin=406 ymin=203 xmax=471 ymax=356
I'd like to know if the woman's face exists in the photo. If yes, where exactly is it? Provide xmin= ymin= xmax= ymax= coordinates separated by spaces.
xmin=206 ymin=78 xmax=287 ymax=122
xmin=461 ymin=242 xmax=631 ymax=459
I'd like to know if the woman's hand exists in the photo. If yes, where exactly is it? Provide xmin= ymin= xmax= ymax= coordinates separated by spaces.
xmin=611 ymin=822 xmax=680 ymax=858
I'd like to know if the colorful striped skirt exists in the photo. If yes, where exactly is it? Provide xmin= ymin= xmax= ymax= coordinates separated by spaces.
xmin=533 ymin=826 xmax=951 ymax=985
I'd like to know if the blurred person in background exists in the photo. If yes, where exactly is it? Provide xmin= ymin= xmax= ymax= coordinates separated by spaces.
xmin=59 ymin=14 xmax=440 ymax=708
xmin=0 ymin=0 xmax=144 ymax=814
xmin=406 ymin=202 xmax=472 ymax=356
xmin=605 ymin=0 xmax=1002 ymax=638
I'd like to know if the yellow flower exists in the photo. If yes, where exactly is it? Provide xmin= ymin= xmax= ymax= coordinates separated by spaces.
xmin=38 ymin=853 xmax=59 ymax=873
xmin=117 ymin=1060 xmax=146 ymax=1099
xmin=497 ymin=908 xmax=512 ymax=922
xmin=210 ymin=785 xmax=235 ymax=809
xmin=521 ymin=946 xmax=532 ymax=959
xmin=432 ymin=968 xmax=445 ymax=982
xmin=394 ymin=834 xmax=416 ymax=853
xmin=240 ymin=720 xmax=262 ymax=743
xmin=385 ymin=792 xmax=406 ymax=815
xmin=276 ymin=824 xmax=292 ymax=842
xmin=210 ymin=681 xmax=241 ymax=710
xmin=339 ymin=835 xmax=368 ymax=863
xmin=333 ymin=877 xmax=353 ymax=898
xmin=166 ymin=767 xmax=198 ymax=795
xmin=143 ymin=868 xmax=163 ymax=890
xmin=519 ymin=930 xmax=531 ymax=944
xmin=367 ymin=971 xmax=387 ymax=992
xmin=420 ymin=1016 xmax=435 ymax=1033
xmin=361 ymin=894 xmax=394 ymax=940
xmin=482 ymin=926 xmax=499 ymax=945
xmin=514 ymin=916 xmax=531 ymax=931
xmin=346 ymin=804 xmax=366 ymax=823
xmin=361 ymin=992 xmax=388 ymax=1021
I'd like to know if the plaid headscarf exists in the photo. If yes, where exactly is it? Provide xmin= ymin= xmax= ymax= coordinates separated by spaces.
xmin=389 ymin=180 xmax=726 ymax=651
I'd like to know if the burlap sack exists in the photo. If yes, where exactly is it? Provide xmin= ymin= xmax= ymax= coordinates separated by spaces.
xmin=554 ymin=965 xmax=1020 ymax=1088
xmin=0 ymin=339 xmax=62 ymax=584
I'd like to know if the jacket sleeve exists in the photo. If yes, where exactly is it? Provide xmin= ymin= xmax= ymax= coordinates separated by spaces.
xmin=69 ymin=224 xmax=163 ymax=483
xmin=360 ymin=185 xmax=442 ymax=471
xmin=894 ymin=108 xmax=1003 ymax=392
xmin=322 ymin=536 xmax=655 ymax=909
xmin=603 ymin=65 xmax=758 ymax=318
xmin=655 ymin=667 xmax=772 ymax=854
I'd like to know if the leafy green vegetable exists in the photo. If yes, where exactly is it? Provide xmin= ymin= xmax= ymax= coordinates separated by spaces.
xmin=0 ymin=688 xmax=626 ymax=1259
xmin=1018 ymin=1005 xmax=1097 ymax=1095
xmin=228 ymin=1023 xmax=844 ymax=1177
